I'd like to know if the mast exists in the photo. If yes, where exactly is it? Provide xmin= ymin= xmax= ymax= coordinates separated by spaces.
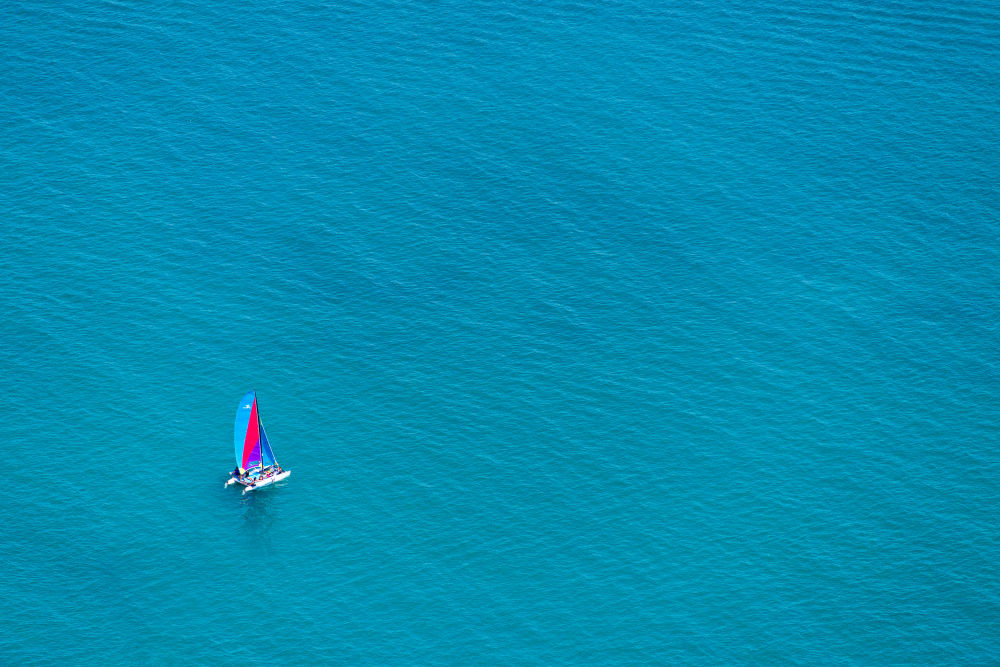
xmin=255 ymin=389 xmax=264 ymax=476
xmin=254 ymin=389 xmax=259 ymax=475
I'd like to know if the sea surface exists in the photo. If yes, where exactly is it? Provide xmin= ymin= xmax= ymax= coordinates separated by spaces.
xmin=2 ymin=0 xmax=998 ymax=663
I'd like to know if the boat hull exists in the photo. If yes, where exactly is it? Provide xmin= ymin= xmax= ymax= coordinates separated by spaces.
xmin=225 ymin=470 xmax=291 ymax=493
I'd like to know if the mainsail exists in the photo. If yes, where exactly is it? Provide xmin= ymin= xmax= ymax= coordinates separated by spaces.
xmin=234 ymin=390 xmax=278 ymax=471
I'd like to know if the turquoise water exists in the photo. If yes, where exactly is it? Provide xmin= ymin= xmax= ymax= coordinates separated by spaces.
xmin=3 ymin=0 xmax=999 ymax=662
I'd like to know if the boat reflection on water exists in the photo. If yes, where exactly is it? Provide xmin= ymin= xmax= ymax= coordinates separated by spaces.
xmin=240 ymin=491 xmax=276 ymax=552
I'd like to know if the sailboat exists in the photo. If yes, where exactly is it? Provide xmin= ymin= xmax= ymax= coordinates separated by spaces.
xmin=225 ymin=390 xmax=291 ymax=494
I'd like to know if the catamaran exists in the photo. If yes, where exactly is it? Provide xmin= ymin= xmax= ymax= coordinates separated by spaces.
xmin=225 ymin=390 xmax=290 ymax=494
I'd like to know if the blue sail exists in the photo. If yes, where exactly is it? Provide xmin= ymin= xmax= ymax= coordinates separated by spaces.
xmin=260 ymin=420 xmax=277 ymax=467
xmin=234 ymin=390 xmax=257 ymax=470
